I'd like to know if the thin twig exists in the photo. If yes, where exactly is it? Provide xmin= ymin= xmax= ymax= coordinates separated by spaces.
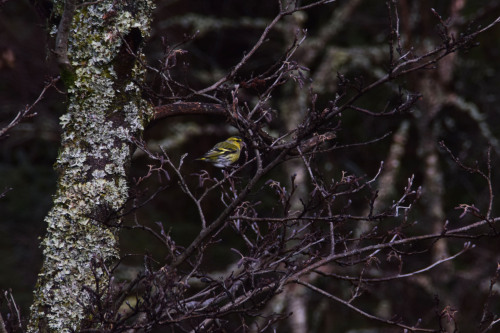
xmin=295 ymin=280 xmax=435 ymax=332
xmin=0 ymin=77 xmax=59 ymax=138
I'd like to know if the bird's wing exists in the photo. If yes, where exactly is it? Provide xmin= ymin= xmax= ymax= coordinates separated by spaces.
xmin=204 ymin=143 xmax=238 ymax=158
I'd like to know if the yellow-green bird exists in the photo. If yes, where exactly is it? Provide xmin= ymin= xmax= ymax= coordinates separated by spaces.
xmin=197 ymin=136 xmax=244 ymax=168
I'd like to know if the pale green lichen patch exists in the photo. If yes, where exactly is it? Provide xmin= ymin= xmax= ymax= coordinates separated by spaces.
xmin=28 ymin=1 xmax=154 ymax=332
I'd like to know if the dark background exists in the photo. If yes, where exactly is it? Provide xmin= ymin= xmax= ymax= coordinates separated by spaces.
xmin=1 ymin=1 xmax=500 ymax=331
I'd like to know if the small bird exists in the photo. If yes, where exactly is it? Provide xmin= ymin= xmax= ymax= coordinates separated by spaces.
xmin=197 ymin=136 xmax=244 ymax=168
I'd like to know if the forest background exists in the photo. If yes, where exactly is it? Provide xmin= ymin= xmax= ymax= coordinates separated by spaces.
xmin=1 ymin=0 xmax=500 ymax=332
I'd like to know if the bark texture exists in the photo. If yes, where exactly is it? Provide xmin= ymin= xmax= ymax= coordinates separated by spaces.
xmin=28 ymin=1 xmax=154 ymax=331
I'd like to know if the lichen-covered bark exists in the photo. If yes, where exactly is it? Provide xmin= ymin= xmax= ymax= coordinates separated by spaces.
xmin=28 ymin=1 xmax=154 ymax=332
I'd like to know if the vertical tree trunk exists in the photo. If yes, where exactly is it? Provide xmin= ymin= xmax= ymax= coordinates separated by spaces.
xmin=27 ymin=1 xmax=154 ymax=331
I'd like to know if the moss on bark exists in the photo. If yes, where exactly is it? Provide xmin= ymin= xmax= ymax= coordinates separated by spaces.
xmin=27 ymin=1 xmax=154 ymax=332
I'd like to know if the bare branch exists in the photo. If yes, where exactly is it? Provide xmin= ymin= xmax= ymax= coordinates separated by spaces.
xmin=0 ymin=77 xmax=59 ymax=139
xmin=295 ymin=279 xmax=435 ymax=332
xmin=54 ymin=0 xmax=76 ymax=70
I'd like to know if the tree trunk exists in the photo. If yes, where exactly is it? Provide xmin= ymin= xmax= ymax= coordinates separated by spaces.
xmin=27 ymin=1 xmax=154 ymax=331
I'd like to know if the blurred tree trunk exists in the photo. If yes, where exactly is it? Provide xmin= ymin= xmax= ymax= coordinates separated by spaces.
xmin=27 ymin=1 xmax=154 ymax=332
xmin=412 ymin=2 xmax=465 ymax=331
